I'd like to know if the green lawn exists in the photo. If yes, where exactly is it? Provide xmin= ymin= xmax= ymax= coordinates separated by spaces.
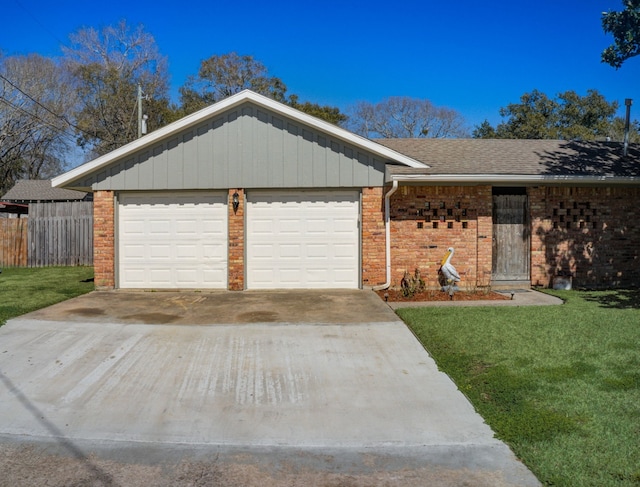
xmin=398 ymin=290 xmax=640 ymax=487
xmin=0 ymin=266 xmax=94 ymax=326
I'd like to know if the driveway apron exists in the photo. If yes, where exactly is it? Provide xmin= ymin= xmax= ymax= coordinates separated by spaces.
xmin=0 ymin=290 xmax=539 ymax=486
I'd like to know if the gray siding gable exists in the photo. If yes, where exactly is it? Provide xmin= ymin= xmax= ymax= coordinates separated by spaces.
xmin=84 ymin=102 xmax=386 ymax=191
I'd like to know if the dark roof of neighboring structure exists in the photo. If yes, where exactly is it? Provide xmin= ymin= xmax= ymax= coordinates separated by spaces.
xmin=1 ymin=180 xmax=89 ymax=202
xmin=377 ymin=139 xmax=640 ymax=181
xmin=0 ymin=202 xmax=29 ymax=215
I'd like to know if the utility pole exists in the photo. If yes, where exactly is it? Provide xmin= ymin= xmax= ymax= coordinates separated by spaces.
xmin=137 ymin=84 xmax=143 ymax=139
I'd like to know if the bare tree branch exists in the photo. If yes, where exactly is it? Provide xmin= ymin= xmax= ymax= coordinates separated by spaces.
xmin=346 ymin=96 xmax=468 ymax=139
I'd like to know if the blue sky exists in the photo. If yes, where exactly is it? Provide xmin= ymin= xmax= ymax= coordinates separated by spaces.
xmin=2 ymin=0 xmax=639 ymax=131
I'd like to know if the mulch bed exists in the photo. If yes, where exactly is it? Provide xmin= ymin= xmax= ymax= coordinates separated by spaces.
xmin=376 ymin=289 xmax=511 ymax=302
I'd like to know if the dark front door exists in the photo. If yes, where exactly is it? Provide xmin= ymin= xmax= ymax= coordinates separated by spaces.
xmin=492 ymin=194 xmax=530 ymax=281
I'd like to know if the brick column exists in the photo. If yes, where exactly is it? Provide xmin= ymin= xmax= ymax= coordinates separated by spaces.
xmin=361 ymin=187 xmax=386 ymax=288
xmin=228 ymin=189 xmax=245 ymax=290
xmin=93 ymin=190 xmax=115 ymax=290
xmin=475 ymin=186 xmax=493 ymax=288
xmin=529 ymin=186 xmax=550 ymax=287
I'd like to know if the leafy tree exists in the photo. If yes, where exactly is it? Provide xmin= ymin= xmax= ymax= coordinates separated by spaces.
xmin=495 ymin=89 xmax=558 ymax=139
xmin=346 ymin=96 xmax=468 ymax=138
xmin=287 ymin=94 xmax=347 ymax=126
xmin=609 ymin=116 xmax=640 ymax=142
xmin=472 ymin=120 xmax=498 ymax=138
xmin=473 ymin=89 xmax=620 ymax=140
xmin=556 ymin=90 xmax=618 ymax=140
xmin=178 ymin=52 xmax=346 ymax=125
xmin=0 ymin=54 xmax=75 ymax=194
xmin=63 ymin=20 xmax=172 ymax=156
xmin=178 ymin=52 xmax=287 ymax=115
xmin=602 ymin=0 xmax=640 ymax=68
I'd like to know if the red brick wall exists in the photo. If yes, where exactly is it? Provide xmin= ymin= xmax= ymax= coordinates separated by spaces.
xmin=362 ymin=187 xmax=386 ymax=286
xmin=228 ymin=189 xmax=245 ymax=290
xmin=93 ymin=190 xmax=115 ymax=290
xmin=530 ymin=186 xmax=640 ymax=288
xmin=94 ymin=184 xmax=640 ymax=292
xmin=388 ymin=185 xmax=493 ymax=289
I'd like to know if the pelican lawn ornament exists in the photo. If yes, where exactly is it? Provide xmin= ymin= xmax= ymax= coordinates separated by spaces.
xmin=439 ymin=247 xmax=461 ymax=299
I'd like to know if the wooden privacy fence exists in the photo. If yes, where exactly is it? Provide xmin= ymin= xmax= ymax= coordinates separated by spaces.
xmin=0 ymin=218 xmax=28 ymax=267
xmin=28 ymin=201 xmax=93 ymax=267
xmin=0 ymin=202 xmax=94 ymax=267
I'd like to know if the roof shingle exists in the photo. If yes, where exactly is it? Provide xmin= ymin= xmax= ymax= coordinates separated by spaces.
xmin=376 ymin=139 xmax=640 ymax=178
xmin=2 ymin=180 xmax=88 ymax=202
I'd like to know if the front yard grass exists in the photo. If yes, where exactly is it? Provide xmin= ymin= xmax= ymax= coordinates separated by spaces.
xmin=0 ymin=266 xmax=94 ymax=326
xmin=398 ymin=290 xmax=640 ymax=487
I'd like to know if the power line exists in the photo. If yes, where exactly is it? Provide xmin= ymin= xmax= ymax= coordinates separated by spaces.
xmin=1 ymin=74 xmax=75 ymax=128
xmin=0 ymin=72 xmax=102 ymax=143
xmin=13 ymin=0 xmax=68 ymax=50
xmin=0 ymin=96 xmax=78 ymax=144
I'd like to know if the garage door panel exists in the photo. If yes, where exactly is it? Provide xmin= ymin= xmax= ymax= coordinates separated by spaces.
xmin=278 ymin=217 xmax=301 ymax=231
xmin=176 ymin=269 xmax=198 ymax=283
xmin=202 ymin=243 xmax=225 ymax=259
xmin=122 ymin=221 xmax=144 ymax=235
xmin=149 ymin=218 xmax=171 ymax=237
xmin=279 ymin=269 xmax=303 ymax=284
xmin=251 ymin=243 xmax=275 ymax=259
xmin=176 ymin=244 xmax=196 ymax=258
xmin=150 ymin=244 xmax=171 ymax=259
xmin=251 ymin=221 xmax=276 ymax=234
xmin=149 ymin=269 xmax=171 ymax=282
xmin=119 ymin=192 xmax=227 ymax=289
xmin=122 ymin=244 xmax=145 ymax=259
xmin=306 ymin=244 xmax=328 ymax=258
xmin=247 ymin=190 xmax=359 ymax=289
xmin=280 ymin=244 xmax=302 ymax=258
xmin=122 ymin=269 xmax=145 ymax=283
xmin=334 ymin=219 xmax=355 ymax=232
xmin=175 ymin=221 xmax=198 ymax=235
xmin=334 ymin=243 xmax=357 ymax=258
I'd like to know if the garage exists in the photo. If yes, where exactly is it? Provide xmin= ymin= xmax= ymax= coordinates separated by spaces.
xmin=118 ymin=191 xmax=227 ymax=289
xmin=53 ymin=91 xmax=421 ymax=290
xmin=246 ymin=190 xmax=360 ymax=289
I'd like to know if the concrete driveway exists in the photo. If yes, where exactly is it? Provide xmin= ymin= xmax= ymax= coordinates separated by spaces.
xmin=0 ymin=290 xmax=539 ymax=486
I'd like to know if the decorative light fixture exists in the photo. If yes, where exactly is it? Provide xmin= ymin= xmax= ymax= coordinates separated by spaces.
xmin=232 ymin=191 xmax=240 ymax=213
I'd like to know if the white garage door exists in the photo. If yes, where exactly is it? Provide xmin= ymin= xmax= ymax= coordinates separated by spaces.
xmin=118 ymin=192 xmax=227 ymax=289
xmin=246 ymin=190 xmax=360 ymax=289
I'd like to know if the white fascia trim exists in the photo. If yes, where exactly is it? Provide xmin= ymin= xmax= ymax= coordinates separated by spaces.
xmin=391 ymin=174 xmax=640 ymax=184
xmin=53 ymin=91 xmax=426 ymax=188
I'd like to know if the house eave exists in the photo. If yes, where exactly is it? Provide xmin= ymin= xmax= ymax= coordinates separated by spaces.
xmin=387 ymin=173 xmax=640 ymax=186
xmin=53 ymin=91 xmax=426 ymax=190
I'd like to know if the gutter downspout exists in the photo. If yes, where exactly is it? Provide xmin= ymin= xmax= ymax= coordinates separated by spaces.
xmin=373 ymin=180 xmax=399 ymax=291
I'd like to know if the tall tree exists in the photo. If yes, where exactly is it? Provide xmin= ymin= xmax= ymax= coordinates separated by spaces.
xmin=178 ymin=52 xmax=346 ymax=125
xmin=471 ymin=120 xmax=498 ymax=139
xmin=346 ymin=96 xmax=468 ymax=139
xmin=287 ymin=94 xmax=347 ymax=126
xmin=602 ymin=0 xmax=640 ymax=68
xmin=63 ymin=20 xmax=172 ymax=156
xmin=609 ymin=116 xmax=640 ymax=142
xmin=556 ymin=90 xmax=618 ymax=140
xmin=494 ymin=89 xmax=558 ymax=139
xmin=474 ymin=89 xmax=620 ymax=140
xmin=0 ymin=54 xmax=75 ymax=194
xmin=178 ymin=52 xmax=287 ymax=115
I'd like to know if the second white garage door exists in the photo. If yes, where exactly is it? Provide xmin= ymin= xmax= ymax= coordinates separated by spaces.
xmin=246 ymin=190 xmax=360 ymax=289
xmin=118 ymin=192 xmax=227 ymax=289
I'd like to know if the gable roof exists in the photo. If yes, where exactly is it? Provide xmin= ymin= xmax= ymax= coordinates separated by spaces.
xmin=2 ymin=180 xmax=88 ymax=202
xmin=53 ymin=91 xmax=426 ymax=190
xmin=378 ymin=139 xmax=640 ymax=184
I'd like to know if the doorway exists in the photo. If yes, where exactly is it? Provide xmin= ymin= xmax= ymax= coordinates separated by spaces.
xmin=492 ymin=188 xmax=530 ymax=285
